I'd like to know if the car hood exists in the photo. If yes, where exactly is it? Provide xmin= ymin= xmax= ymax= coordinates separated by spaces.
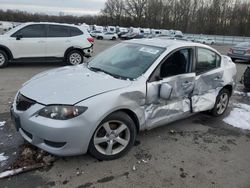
xmin=20 ymin=65 xmax=132 ymax=105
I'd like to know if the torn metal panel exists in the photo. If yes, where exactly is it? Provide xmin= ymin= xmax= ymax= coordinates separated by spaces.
xmin=145 ymin=99 xmax=191 ymax=130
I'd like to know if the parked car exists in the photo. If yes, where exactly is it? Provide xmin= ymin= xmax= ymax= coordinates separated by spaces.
xmin=0 ymin=22 xmax=94 ymax=68
xmin=90 ymin=30 xmax=102 ymax=37
xmin=242 ymin=66 xmax=250 ymax=90
xmin=96 ymin=32 xmax=118 ymax=40
xmin=117 ymin=31 xmax=128 ymax=38
xmin=227 ymin=42 xmax=250 ymax=62
xmin=196 ymin=38 xmax=215 ymax=45
xmin=120 ymin=33 xmax=143 ymax=40
xmin=11 ymin=39 xmax=236 ymax=160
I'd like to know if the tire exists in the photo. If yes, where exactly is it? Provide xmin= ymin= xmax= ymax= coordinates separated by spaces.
xmin=243 ymin=66 xmax=250 ymax=91
xmin=0 ymin=50 xmax=9 ymax=68
xmin=66 ymin=50 xmax=83 ymax=65
xmin=88 ymin=111 xmax=136 ymax=160
xmin=210 ymin=89 xmax=230 ymax=117
xmin=98 ymin=36 xmax=103 ymax=40
xmin=112 ymin=37 xmax=116 ymax=40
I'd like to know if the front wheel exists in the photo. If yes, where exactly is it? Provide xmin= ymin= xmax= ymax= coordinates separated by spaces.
xmin=66 ymin=50 xmax=83 ymax=65
xmin=88 ymin=112 xmax=136 ymax=160
xmin=210 ymin=89 xmax=230 ymax=117
xmin=0 ymin=50 xmax=9 ymax=68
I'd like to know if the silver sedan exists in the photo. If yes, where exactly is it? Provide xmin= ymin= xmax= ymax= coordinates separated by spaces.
xmin=11 ymin=39 xmax=237 ymax=160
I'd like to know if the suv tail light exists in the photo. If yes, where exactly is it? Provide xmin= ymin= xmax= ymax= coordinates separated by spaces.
xmin=246 ymin=50 xmax=250 ymax=54
xmin=87 ymin=37 xmax=94 ymax=43
xmin=229 ymin=48 xmax=233 ymax=53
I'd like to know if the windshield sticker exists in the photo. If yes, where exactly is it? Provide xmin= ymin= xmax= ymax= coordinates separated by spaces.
xmin=139 ymin=47 xmax=160 ymax=55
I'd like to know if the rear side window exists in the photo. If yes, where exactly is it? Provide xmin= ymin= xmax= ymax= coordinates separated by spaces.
xmin=196 ymin=48 xmax=221 ymax=74
xmin=70 ymin=27 xmax=83 ymax=37
xmin=47 ymin=25 xmax=70 ymax=37
xmin=12 ymin=24 xmax=46 ymax=38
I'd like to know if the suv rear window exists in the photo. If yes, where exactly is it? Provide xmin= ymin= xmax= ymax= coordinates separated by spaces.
xmin=47 ymin=25 xmax=70 ymax=37
xmin=70 ymin=27 xmax=83 ymax=37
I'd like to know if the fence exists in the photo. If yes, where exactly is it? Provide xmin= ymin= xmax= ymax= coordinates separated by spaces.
xmin=185 ymin=33 xmax=250 ymax=45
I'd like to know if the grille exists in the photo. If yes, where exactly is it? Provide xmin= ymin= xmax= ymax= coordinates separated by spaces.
xmin=16 ymin=93 xmax=36 ymax=111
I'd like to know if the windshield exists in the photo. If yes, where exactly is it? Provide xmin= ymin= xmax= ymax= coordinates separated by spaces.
xmin=88 ymin=43 xmax=165 ymax=79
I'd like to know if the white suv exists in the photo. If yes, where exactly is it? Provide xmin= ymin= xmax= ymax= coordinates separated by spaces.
xmin=0 ymin=22 xmax=94 ymax=68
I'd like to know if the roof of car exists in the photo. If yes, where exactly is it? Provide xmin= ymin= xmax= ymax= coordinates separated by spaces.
xmin=23 ymin=22 xmax=79 ymax=28
xmin=126 ymin=38 xmax=214 ymax=50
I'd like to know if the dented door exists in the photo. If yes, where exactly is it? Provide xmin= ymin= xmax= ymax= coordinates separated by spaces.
xmin=192 ymin=47 xmax=224 ymax=112
xmin=145 ymin=73 xmax=195 ymax=129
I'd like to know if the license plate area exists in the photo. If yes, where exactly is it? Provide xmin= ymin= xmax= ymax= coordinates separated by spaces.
xmin=233 ymin=50 xmax=245 ymax=55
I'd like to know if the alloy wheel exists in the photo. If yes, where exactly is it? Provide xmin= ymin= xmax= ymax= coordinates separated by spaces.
xmin=216 ymin=93 xmax=229 ymax=115
xmin=93 ymin=120 xmax=130 ymax=156
xmin=69 ymin=52 xmax=82 ymax=65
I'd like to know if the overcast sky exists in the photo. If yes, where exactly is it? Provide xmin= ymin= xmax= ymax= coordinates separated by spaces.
xmin=0 ymin=0 xmax=106 ymax=15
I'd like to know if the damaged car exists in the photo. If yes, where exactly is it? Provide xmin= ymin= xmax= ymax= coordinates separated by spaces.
xmin=11 ymin=39 xmax=237 ymax=160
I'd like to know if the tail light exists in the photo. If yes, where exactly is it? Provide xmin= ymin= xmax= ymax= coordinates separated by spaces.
xmin=246 ymin=50 xmax=250 ymax=54
xmin=229 ymin=48 xmax=233 ymax=53
xmin=87 ymin=37 xmax=94 ymax=43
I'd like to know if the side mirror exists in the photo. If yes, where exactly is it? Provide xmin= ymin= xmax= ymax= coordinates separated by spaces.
xmin=160 ymin=83 xmax=172 ymax=100
xmin=16 ymin=34 xmax=23 ymax=40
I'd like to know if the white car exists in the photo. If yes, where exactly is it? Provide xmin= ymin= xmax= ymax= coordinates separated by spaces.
xmin=197 ymin=38 xmax=215 ymax=45
xmin=0 ymin=22 xmax=94 ymax=68
xmin=96 ymin=32 xmax=118 ymax=40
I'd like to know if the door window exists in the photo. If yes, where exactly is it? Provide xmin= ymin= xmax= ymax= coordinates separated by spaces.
xmin=196 ymin=48 xmax=221 ymax=74
xmin=47 ymin=25 xmax=70 ymax=37
xmin=160 ymin=49 xmax=192 ymax=78
xmin=12 ymin=24 xmax=46 ymax=38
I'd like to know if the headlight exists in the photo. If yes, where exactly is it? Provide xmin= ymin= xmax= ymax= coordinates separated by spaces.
xmin=38 ymin=105 xmax=87 ymax=120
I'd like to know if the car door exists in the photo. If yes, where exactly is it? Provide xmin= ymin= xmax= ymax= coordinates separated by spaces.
xmin=145 ymin=48 xmax=195 ymax=129
xmin=10 ymin=24 xmax=46 ymax=58
xmin=45 ymin=25 xmax=70 ymax=57
xmin=191 ymin=47 xmax=224 ymax=112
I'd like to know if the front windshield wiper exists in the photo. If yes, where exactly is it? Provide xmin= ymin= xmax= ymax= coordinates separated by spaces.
xmin=88 ymin=66 xmax=131 ymax=80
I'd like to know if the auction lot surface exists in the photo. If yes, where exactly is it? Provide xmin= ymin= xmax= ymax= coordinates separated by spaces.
xmin=0 ymin=40 xmax=250 ymax=188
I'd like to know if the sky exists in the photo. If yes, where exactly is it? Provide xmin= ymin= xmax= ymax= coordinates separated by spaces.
xmin=0 ymin=0 xmax=106 ymax=16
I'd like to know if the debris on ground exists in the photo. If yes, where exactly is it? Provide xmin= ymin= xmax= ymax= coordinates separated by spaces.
xmin=0 ymin=153 xmax=9 ymax=162
xmin=0 ymin=121 xmax=6 ymax=127
xmin=0 ymin=144 xmax=56 ymax=179
xmin=223 ymin=103 xmax=250 ymax=130
xmin=132 ymin=165 xmax=136 ymax=171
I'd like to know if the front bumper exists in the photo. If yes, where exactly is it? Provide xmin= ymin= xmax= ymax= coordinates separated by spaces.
xmin=11 ymin=100 xmax=94 ymax=156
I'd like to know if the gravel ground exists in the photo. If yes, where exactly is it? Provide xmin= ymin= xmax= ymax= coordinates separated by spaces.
xmin=0 ymin=40 xmax=250 ymax=188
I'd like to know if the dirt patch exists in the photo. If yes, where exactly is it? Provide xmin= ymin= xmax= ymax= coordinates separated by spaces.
xmin=10 ymin=144 xmax=56 ymax=169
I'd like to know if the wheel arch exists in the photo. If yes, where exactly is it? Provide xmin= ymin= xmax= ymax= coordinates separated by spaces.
xmin=64 ymin=47 xmax=83 ymax=59
xmin=222 ymin=84 xmax=233 ymax=96
xmin=0 ymin=45 xmax=13 ymax=60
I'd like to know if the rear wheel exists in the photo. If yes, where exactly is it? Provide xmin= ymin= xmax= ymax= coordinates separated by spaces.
xmin=0 ymin=50 xmax=8 ymax=68
xmin=88 ymin=112 xmax=136 ymax=160
xmin=66 ymin=50 xmax=83 ymax=65
xmin=210 ymin=89 xmax=230 ymax=117
xmin=98 ymin=36 xmax=103 ymax=40
xmin=112 ymin=37 xmax=116 ymax=40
